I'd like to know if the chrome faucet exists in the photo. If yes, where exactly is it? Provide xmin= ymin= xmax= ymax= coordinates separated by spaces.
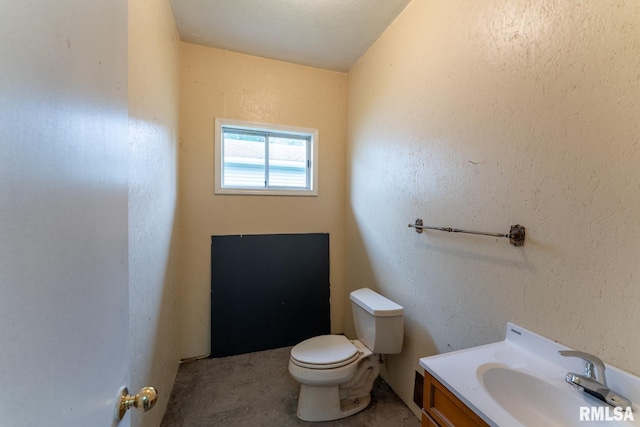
xmin=559 ymin=350 xmax=632 ymax=408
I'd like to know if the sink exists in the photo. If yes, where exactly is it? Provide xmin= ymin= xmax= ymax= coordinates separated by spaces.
xmin=420 ymin=323 xmax=640 ymax=427
xmin=478 ymin=364 xmax=634 ymax=426
xmin=479 ymin=365 xmax=582 ymax=426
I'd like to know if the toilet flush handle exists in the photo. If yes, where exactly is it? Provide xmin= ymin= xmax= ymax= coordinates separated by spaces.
xmin=115 ymin=386 xmax=158 ymax=420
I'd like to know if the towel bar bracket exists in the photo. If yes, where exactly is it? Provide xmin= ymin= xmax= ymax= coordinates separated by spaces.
xmin=509 ymin=224 xmax=526 ymax=246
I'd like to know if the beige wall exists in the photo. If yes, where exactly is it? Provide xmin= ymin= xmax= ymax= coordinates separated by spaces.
xmin=347 ymin=0 xmax=640 ymax=416
xmin=178 ymin=43 xmax=347 ymax=358
xmin=128 ymin=0 xmax=181 ymax=425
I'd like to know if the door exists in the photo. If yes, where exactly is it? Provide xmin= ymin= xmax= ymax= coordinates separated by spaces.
xmin=0 ymin=1 xmax=130 ymax=426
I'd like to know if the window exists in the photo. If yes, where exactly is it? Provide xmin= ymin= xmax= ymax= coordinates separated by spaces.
xmin=215 ymin=118 xmax=318 ymax=196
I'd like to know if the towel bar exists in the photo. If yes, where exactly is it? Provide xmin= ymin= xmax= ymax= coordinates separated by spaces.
xmin=408 ymin=219 xmax=525 ymax=246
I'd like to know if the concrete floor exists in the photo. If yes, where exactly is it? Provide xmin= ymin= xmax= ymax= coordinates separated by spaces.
xmin=161 ymin=346 xmax=420 ymax=427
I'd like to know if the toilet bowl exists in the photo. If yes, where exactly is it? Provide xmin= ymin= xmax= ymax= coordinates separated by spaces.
xmin=288 ymin=288 xmax=404 ymax=422
xmin=289 ymin=335 xmax=368 ymax=385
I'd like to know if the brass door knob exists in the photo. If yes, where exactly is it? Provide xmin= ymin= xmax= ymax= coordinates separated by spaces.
xmin=115 ymin=386 xmax=158 ymax=420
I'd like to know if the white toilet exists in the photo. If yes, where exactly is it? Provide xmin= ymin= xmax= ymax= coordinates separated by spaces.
xmin=288 ymin=288 xmax=404 ymax=422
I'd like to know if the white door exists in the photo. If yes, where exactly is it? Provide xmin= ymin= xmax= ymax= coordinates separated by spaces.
xmin=0 ymin=1 xmax=130 ymax=426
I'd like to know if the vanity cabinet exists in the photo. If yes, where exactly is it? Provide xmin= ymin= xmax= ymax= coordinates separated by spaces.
xmin=422 ymin=371 xmax=489 ymax=427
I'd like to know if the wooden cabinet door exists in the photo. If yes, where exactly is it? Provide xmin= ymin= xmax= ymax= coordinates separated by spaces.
xmin=423 ymin=371 xmax=490 ymax=427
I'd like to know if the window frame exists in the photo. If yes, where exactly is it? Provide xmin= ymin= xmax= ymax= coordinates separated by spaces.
xmin=214 ymin=118 xmax=319 ymax=196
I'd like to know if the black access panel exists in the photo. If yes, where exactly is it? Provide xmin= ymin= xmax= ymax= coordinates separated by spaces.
xmin=210 ymin=233 xmax=330 ymax=358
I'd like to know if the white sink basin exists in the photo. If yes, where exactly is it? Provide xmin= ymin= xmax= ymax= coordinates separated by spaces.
xmin=420 ymin=323 xmax=640 ymax=427
xmin=479 ymin=364 xmax=603 ymax=426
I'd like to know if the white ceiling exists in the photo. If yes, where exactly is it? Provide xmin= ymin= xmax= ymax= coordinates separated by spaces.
xmin=169 ymin=0 xmax=412 ymax=72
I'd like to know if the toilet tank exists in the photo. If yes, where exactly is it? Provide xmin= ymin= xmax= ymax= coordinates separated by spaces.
xmin=350 ymin=288 xmax=404 ymax=354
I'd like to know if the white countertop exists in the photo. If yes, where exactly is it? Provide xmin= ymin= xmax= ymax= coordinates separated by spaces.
xmin=419 ymin=322 xmax=640 ymax=427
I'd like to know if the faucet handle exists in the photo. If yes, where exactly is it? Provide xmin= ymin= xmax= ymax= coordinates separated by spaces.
xmin=559 ymin=350 xmax=606 ymax=383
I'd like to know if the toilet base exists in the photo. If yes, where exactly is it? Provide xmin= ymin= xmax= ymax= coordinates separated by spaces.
xmin=295 ymin=354 xmax=380 ymax=422
xmin=296 ymin=384 xmax=371 ymax=422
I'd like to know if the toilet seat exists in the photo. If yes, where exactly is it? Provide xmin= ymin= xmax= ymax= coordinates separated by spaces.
xmin=290 ymin=335 xmax=359 ymax=370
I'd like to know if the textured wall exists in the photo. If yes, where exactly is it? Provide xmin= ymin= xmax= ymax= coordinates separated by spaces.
xmin=178 ymin=43 xmax=347 ymax=358
xmin=128 ymin=0 xmax=181 ymax=425
xmin=346 ymin=0 xmax=640 ymax=416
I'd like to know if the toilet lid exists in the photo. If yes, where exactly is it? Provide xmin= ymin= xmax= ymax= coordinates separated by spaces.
xmin=290 ymin=335 xmax=358 ymax=367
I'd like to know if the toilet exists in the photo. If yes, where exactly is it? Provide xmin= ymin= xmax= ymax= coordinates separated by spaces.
xmin=288 ymin=288 xmax=404 ymax=422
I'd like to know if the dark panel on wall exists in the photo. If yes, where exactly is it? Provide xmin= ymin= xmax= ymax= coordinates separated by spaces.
xmin=211 ymin=233 xmax=330 ymax=358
